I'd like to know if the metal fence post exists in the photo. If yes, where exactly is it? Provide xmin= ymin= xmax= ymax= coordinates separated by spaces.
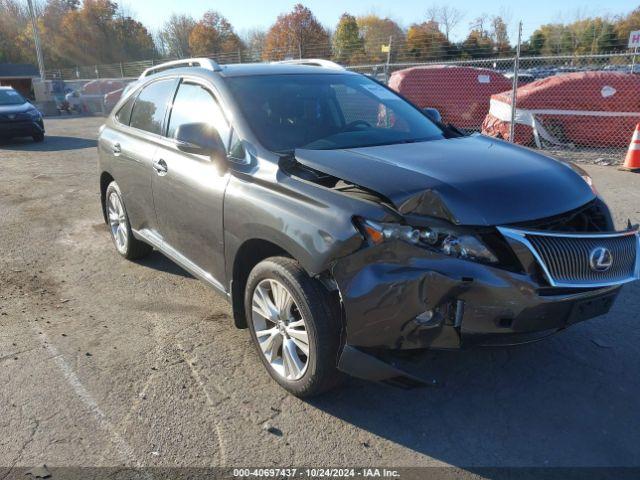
xmin=120 ymin=62 xmax=124 ymax=78
xmin=384 ymin=36 xmax=392 ymax=84
xmin=509 ymin=21 xmax=523 ymax=143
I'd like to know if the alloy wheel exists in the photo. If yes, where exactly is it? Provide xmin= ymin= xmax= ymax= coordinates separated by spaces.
xmin=251 ymin=279 xmax=310 ymax=380
xmin=107 ymin=191 xmax=128 ymax=254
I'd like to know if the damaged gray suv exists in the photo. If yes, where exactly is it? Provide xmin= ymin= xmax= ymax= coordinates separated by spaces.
xmin=98 ymin=58 xmax=640 ymax=397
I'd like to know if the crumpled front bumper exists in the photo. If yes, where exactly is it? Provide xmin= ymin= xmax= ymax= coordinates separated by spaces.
xmin=331 ymin=239 xmax=624 ymax=383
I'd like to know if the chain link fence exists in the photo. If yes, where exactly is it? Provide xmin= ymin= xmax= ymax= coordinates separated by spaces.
xmin=356 ymin=51 xmax=639 ymax=165
xmin=43 ymin=36 xmax=639 ymax=165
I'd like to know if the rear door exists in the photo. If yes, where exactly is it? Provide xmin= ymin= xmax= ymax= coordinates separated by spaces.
xmin=151 ymin=78 xmax=231 ymax=288
xmin=108 ymin=78 xmax=177 ymax=236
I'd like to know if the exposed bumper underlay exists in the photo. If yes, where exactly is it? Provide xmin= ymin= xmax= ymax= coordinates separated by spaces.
xmin=332 ymin=240 xmax=622 ymax=386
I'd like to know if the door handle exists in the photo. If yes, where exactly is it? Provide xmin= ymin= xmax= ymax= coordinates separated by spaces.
xmin=112 ymin=142 xmax=121 ymax=156
xmin=152 ymin=159 xmax=168 ymax=175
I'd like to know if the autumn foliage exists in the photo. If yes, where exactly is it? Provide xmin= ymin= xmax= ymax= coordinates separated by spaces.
xmin=263 ymin=4 xmax=330 ymax=61
xmin=189 ymin=11 xmax=243 ymax=57
xmin=1 ymin=0 xmax=639 ymax=70
xmin=1 ymin=0 xmax=155 ymax=67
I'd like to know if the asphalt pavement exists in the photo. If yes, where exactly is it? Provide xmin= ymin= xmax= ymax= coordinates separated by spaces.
xmin=1 ymin=117 xmax=639 ymax=475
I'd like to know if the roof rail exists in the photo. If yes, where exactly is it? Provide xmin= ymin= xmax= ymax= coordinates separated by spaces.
xmin=139 ymin=58 xmax=222 ymax=79
xmin=273 ymin=59 xmax=345 ymax=71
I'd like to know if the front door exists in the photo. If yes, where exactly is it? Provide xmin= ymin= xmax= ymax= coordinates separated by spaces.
xmin=151 ymin=79 xmax=231 ymax=288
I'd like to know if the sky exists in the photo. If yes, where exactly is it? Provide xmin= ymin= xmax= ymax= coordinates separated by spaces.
xmin=129 ymin=0 xmax=634 ymax=43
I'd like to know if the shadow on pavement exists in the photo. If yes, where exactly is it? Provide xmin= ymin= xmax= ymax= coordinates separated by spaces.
xmin=134 ymin=250 xmax=194 ymax=279
xmin=0 ymin=135 xmax=97 ymax=151
xmin=309 ymin=290 xmax=640 ymax=469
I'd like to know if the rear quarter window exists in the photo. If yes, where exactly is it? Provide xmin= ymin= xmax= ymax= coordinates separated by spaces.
xmin=115 ymin=94 xmax=136 ymax=125
xmin=129 ymin=79 xmax=176 ymax=135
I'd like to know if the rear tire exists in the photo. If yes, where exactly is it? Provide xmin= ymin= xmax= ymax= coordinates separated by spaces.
xmin=245 ymin=256 xmax=343 ymax=397
xmin=105 ymin=181 xmax=152 ymax=260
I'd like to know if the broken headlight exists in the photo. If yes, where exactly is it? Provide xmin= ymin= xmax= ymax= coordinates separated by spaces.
xmin=356 ymin=218 xmax=498 ymax=264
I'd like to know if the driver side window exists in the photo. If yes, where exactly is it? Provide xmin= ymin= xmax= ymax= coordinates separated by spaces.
xmin=167 ymin=81 xmax=230 ymax=148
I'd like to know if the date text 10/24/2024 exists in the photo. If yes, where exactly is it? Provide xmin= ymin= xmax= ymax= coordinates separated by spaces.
xmin=232 ymin=468 xmax=401 ymax=478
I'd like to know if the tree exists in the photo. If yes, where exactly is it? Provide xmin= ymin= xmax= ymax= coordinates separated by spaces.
xmin=188 ymin=10 xmax=243 ymax=59
xmin=490 ymin=16 xmax=510 ymax=55
xmin=114 ymin=16 xmax=156 ymax=60
xmin=35 ymin=0 xmax=156 ymax=66
xmin=461 ymin=29 xmax=494 ymax=58
xmin=356 ymin=15 xmax=404 ymax=62
xmin=528 ymin=30 xmax=546 ymax=55
xmin=159 ymin=14 xmax=196 ymax=58
xmin=469 ymin=14 xmax=490 ymax=37
xmin=406 ymin=21 xmax=450 ymax=60
xmin=242 ymin=28 xmax=266 ymax=61
xmin=523 ymin=9 xmax=636 ymax=57
xmin=427 ymin=5 xmax=464 ymax=41
xmin=263 ymin=4 xmax=330 ymax=61
xmin=614 ymin=7 xmax=640 ymax=45
xmin=0 ymin=0 xmax=32 ymax=63
xmin=332 ymin=13 xmax=364 ymax=63
xmin=29 ymin=0 xmax=78 ymax=66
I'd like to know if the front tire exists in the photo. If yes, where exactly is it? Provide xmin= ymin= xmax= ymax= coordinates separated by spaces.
xmin=32 ymin=133 xmax=44 ymax=142
xmin=245 ymin=257 xmax=343 ymax=397
xmin=105 ymin=181 xmax=152 ymax=260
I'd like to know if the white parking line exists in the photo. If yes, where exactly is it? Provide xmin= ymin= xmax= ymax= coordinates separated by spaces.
xmin=33 ymin=326 xmax=142 ymax=466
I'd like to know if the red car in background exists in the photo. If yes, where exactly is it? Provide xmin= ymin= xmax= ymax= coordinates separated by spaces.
xmin=482 ymin=71 xmax=640 ymax=148
xmin=389 ymin=66 xmax=512 ymax=131
xmin=80 ymin=79 xmax=125 ymax=114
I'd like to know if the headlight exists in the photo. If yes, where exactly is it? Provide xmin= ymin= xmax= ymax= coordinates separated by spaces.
xmin=357 ymin=218 xmax=498 ymax=264
xmin=440 ymin=234 xmax=498 ymax=263
xmin=580 ymin=174 xmax=598 ymax=194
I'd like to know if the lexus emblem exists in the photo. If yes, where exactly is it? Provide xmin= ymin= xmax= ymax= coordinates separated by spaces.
xmin=589 ymin=247 xmax=613 ymax=272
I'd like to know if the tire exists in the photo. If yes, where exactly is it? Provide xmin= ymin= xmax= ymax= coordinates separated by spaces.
xmin=105 ymin=181 xmax=152 ymax=260
xmin=245 ymin=256 xmax=343 ymax=397
xmin=32 ymin=133 xmax=44 ymax=142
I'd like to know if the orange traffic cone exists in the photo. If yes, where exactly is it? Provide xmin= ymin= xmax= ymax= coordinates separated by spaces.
xmin=620 ymin=124 xmax=640 ymax=172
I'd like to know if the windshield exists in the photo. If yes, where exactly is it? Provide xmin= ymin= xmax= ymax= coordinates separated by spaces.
xmin=0 ymin=89 xmax=27 ymax=106
xmin=226 ymin=74 xmax=445 ymax=153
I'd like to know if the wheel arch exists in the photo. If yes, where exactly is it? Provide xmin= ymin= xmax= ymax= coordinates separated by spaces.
xmin=230 ymin=238 xmax=295 ymax=329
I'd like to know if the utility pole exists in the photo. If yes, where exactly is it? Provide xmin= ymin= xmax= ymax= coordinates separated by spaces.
xmin=384 ymin=35 xmax=392 ymax=83
xmin=509 ymin=21 xmax=523 ymax=144
xmin=27 ymin=0 xmax=46 ymax=81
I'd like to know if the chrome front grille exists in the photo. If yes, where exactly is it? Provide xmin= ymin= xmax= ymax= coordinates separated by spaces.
xmin=498 ymin=227 xmax=640 ymax=288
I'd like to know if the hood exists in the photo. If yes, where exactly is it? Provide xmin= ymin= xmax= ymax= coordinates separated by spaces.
xmin=0 ymin=102 xmax=32 ymax=114
xmin=294 ymin=135 xmax=596 ymax=226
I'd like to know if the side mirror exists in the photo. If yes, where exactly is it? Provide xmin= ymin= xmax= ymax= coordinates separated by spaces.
xmin=175 ymin=122 xmax=226 ymax=160
xmin=422 ymin=107 xmax=442 ymax=123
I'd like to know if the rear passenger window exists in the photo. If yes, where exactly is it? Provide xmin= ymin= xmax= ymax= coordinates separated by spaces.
xmin=167 ymin=82 xmax=230 ymax=147
xmin=129 ymin=79 xmax=175 ymax=135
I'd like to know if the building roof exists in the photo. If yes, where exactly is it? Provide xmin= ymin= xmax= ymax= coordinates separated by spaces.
xmin=0 ymin=63 xmax=39 ymax=78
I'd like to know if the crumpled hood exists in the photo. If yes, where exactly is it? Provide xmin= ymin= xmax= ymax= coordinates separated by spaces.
xmin=294 ymin=135 xmax=596 ymax=226
xmin=0 ymin=102 xmax=32 ymax=114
